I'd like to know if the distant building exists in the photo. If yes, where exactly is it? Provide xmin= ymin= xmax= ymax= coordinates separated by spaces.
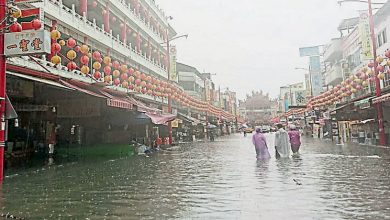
xmin=177 ymin=62 xmax=205 ymax=101
xmin=278 ymin=82 xmax=306 ymax=113
xmin=239 ymin=91 xmax=277 ymax=125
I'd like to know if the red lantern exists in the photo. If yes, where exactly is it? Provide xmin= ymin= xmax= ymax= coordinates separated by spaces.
xmin=74 ymin=46 xmax=81 ymax=52
xmin=385 ymin=50 xmax=390 ymax=58
xmin=9 ymin=22 xmax=22 ymax=32
xmin=128 ymin=68 xmax=135 ymax=75
xmin=113 ymin=78 xmax=120 ymax=86
xmin=120 ymin=73 xmax=128 ymax=81
xmin=80 ymin=55 xmax=90 ymax=65
xmin=66 ymin=38 xmax=76 ymax=48
xmin=135 ymin=78 xmax=141 ymax=86
xmin=31 ymin=19 xmax=42 ymax=30
xmin=112 ymin=60 xmax=120 ymax=69
xmin=141 ymin=88 xmax=147 ymax=94
xmin=67 ymin=61 xmax=77 ymax=71
xmin=93 ymin=71 xmax=101 ymax=79
xmin=51 ymin=43 xmax=61 ymax=53
xmin=92 ymin=51 xmax=101 ymax=60
xmin=128 ymin=84 xmax=134 ymax=90
xmin=146 ymin=83 xmax=152 ymax=89
xmin=104 ymin=66 xmax=111 ymax=75
xmin=368 ymin=62 xmax=374 ymax=68
xmin=141 ymin=73 xmax=146 ymax=80
xmin=377 ymin=65 xmax=385 ymax=72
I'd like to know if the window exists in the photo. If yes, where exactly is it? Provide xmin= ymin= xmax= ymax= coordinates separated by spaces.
xmin=377 ymin=28 xmax=387 ymax=47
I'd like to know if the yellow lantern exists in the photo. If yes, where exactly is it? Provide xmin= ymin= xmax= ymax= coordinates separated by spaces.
xmin=81 ymin=65 xmax=90 ymax=74
xmin=11 ymin=8 xmax=22 ymax=18
xmin=66 ymin=50 xmax=77 ymax=60
xmin=378 ymin=73 xmax=385 ymax=80
xmin=93 ymin=61 xmax=101 ymax=70
xmin=121 ymin=64 xmax=128 ymax=73
xmin=354 ymin=79 xmax=362 ymax=84
xmin=51 ymin=55 xmax=61 ymax=65
xmin=366 ymin=69 xmax=373 ymax=75
xmin=387 ymin=60 xmax=390 ymax=66
xmin=103 ymin=56 xmax=111 ymax=65
xmin=88 ymin=52 xmax=92 ymax=58
xmin=362 ymin=67 xmax=368 ymax=73
xmin=351 ymin=88 xmax=357 ymax=93
xmin=113 ymin=70 xmax=120 ymax=78
xmin=362 ymin=81 xmax=368 ymax=87
xmin=59 ymin=40 xmax=66 ymax=46
xmin=80 ymin=45 xmax=89 ymax=54
xmin=122 ymin=81 xmax=129 ymax=88
xmin=50 ymin=30 xmax=61 ymax=40
xmin=104 ymin=75 xmax=111 ymax=83
xmin=376 ymin=56 xmax=384 ymax=63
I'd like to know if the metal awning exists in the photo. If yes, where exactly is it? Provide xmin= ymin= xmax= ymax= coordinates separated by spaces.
xmin=60 ymin=80 xmax=105 ymax=98
xmin=7 ymin=71 xmax=72 ymax=90
xmin=372 ymin=93 xmax=390 ymax=104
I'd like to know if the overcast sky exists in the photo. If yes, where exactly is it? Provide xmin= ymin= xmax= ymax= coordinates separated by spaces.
xmin=157 ymin=0 xmax=368 ymax=100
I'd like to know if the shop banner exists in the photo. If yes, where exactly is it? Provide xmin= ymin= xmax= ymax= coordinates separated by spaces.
xmin=5 ymin=30 xmax=50 ymax=56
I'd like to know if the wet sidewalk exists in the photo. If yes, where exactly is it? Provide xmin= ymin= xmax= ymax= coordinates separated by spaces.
xmin=1 ymin=133 xmax=390 ymax=219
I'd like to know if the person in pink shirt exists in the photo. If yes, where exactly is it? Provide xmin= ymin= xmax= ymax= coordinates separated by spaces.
xmin=252 ymin=127 xmax=271 ymax=160
xmin=288 ymin=125 xmax=301 ymax=155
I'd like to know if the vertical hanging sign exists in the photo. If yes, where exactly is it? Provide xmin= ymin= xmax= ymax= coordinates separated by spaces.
xmin=169 ymin=46 xmax=178 ymax=82
xmin=358 ymin=10 xmax=373 ymax=60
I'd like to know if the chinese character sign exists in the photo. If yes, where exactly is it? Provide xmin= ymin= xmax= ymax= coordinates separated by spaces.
xmin=169 ymin=46 xmax=178 ymax=82
xmin=4 ymin=30 xmax=50 ymax=56
xmin=358 ymin=10 xmax=373 ymax=60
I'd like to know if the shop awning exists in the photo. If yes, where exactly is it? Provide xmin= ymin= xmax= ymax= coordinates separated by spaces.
xmin=145 ymin=112 xmax=176 ymax=125
xmin=100 ymin=90 xmax=133 ymax=110
xmin=60 ymin=80 xmax=105 ymax=98
xmin=330 ymin=103 xmax=350 ymax=113
xmin=8 ymin=71 xmax=72 ymax=90
xmin=177 ymin=112 xmax=202 ymax=125
xmin=127 ymin=97 xmax=161 ymax=114
xmin=372 ymin=93 xmax=390 ymax=104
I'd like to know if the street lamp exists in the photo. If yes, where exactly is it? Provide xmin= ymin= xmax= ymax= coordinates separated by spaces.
xmin=161 ymin=33 xmax=188 ymax=145
xmin=338 ymin=0 xmax=386 ymax=145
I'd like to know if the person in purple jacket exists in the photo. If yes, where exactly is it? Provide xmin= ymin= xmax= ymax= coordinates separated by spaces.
xmin=252 ymin=127 xmax=271 ymax=160
xmin=288 ymin=125 xmax=301 ymax=156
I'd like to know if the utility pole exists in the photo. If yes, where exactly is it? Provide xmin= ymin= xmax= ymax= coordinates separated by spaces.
xmin=367 ymin=0 xmax=386 ymax=145
xmin=0 ymin=0 xmax=6 ymax=182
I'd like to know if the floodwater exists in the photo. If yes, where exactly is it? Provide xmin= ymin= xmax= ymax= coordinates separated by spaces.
xmin=1 ymin=133 xmax=390 ymax=219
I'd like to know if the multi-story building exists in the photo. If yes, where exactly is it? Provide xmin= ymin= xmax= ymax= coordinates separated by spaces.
xmin=176 ymin=62 xmax=205 ymax=101
xmin=278 ymin=82 xmax=306 ymax=113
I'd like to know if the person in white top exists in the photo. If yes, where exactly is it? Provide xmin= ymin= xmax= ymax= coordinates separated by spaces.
xmin=274 ymin=124 xmax=290 ymax=158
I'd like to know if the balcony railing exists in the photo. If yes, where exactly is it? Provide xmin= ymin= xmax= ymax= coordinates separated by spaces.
xmin=109 ymin=0 xmax=165 ymax=43
xmin=39 ymin=0 xmax=168 ymax=79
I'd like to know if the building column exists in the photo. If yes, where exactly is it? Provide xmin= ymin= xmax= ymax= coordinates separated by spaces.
xmin=136 ymin=32 xmax=141 ymax=53
xmin=48 ymin=20 xmax=57 ymax=61
xmin=80 ymin=0 xmax=88 ymax=18
xmin=121 ymin=21 xmax=127 ymax=45
xmin=104 ymin=2 xmax=110 ymax=32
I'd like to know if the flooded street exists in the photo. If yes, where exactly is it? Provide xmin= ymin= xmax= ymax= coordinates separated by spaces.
xmin=2 ymin=134 xmax=390 ymax=219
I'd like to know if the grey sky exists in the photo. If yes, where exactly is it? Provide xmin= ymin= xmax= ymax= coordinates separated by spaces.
xmin=157 ymin=0 xmax=365 ymax=99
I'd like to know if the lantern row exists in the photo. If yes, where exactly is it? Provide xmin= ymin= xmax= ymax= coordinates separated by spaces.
xmin=48 ymin=30 xmax=236 ymax=120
